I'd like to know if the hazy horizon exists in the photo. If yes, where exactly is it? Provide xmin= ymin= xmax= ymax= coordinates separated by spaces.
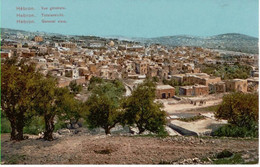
xmin=2 ymin=27 xmax=259 ymax=39
xmin=1 ymin=0 xmax=259 ymax=38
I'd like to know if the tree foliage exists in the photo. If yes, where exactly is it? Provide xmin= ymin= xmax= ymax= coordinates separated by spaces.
xmin=69 ymin=80 xmax=82 ymax=95
xmin=1 ymin=58 xmax=81 ymax=141
xmin=59 ymin=96 xmax=86 ymax=129
xmin=215 ymin=92 xmax=258 ymax=127
xmin=163 ymin=78 xmax=189 ymax=87
xmin=122 ymin=80 xmax=167 ymax=134
xmin=214 ymin=92 xmax=258 ymax=137
xmin=34 ymin=76 xmax=79 ymax=140
xmin=88 ymin=76 xmax=104 ymax=91
xmin=200 ymin=64 xmax=252 ymax=80
xmin=85 ymin=81 xmax=125 ymax=134
xmin=2 ymin=58 xmax=170 ymax=139
xmin=88 ymin=77 xmax=125 ymax=93
xmin=1 ymin=58 xmax=42 ymax=140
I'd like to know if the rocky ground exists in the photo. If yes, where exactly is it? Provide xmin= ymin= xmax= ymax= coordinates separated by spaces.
xmin=1 ymin=132 xmax=258 ymax=164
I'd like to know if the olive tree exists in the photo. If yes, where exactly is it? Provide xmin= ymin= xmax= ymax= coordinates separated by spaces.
xmin=122 ymin=80 xmax=167 ymax=134
xmin=34 ymin=76 xmax=78 ymax=140
xmin=85 ymin=81 xmax=125 ymax=135
xmin=215 ymin=92 xmax=258 ymax=128
xmin=1 ymin=58 xmax=42 ymax=140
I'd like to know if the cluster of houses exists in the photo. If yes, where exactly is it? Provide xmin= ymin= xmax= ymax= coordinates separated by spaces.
xmin=155 ymin=74 xmax=249 ymax=99
xmin=1 ymin=32 xmax=259 ymax=99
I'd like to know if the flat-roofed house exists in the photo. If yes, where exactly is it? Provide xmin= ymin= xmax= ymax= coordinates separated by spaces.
xmin=209 ymin=81 xmax=226 ymax=94
xmin=156 ymin=85 xmax=175 ymax=99
xmin=225 ymin=79 xmax=247 ymax=93
xmin=179 ymin=85 xmax=209 ymax=96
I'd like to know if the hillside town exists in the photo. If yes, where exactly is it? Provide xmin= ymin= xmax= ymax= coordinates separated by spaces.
xmin=1 ymin=29 xmax=259 ymax=165
xmin=1 ymin=31 xmax=258 ymax=93
xmin=2 ymin=30 xmax=259 ymax=135
xmin=2 ymin=0 xmax=259 ymax=163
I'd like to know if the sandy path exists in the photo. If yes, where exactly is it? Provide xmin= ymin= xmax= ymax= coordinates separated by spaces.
xmin=164 ymin=99 xmax=222 ymax=114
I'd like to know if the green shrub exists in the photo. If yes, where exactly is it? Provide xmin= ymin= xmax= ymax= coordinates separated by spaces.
xmin=2 ymin=116 xmax=45 ymax=135
xmin=69 ymin=80 xmax=83 ymax=95
xmin=152 ymin=76 xmax=159 ymax=82
xmin=23 ymin=116 xmax=45 ymax=135
xmin=178 ymin=115 xmax=206 ymax=122
xmin=213 ymin=153 xmax=244 ymax=164
xmin=157 ymin=126 xmax=169 ymax=138
xmin=212 ymin=123 xmax=258 ymax=138
xmin=216 ymin=150 xmax=233 ymax=159
xmin=1 ymin=117 xmax=11 ymax=133
xmin=54 ymin=119 xmax=67 ymax=132
xmin=175 ymin=86 xmax=179 ymax=95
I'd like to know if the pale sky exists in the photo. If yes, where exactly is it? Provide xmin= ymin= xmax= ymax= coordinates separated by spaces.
xmin=1 ymin=0 xmax=259 ymax=38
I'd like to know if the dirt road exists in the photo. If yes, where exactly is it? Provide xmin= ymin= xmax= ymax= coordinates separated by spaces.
xmin=1 ymin=133 xmax=258 ymax=164
xmin=163 ymin=99 xmax=222 ymax=114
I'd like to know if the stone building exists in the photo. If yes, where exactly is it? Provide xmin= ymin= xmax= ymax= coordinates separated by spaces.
xmin=183 ymin=73 xmax=221 ymax=86
xmin=61 ymin=42 xmax=77 ymax=49
xmin=171 ymin=74 xmax=185 ymax=85
xmin=247 ymin=77 xmax=259 ymax=92
xmin=179 ymin=86 xmax=193 ymax=96
xmin=79 ymin=67 xmax=89 ymax=76
xmin=209 ymin=82 xmax=226 ymax=94
xmin=127 ymin=45 xmax=145 ymax=52
xmin=147 ymin=66 xmax=158 ymax=78
xmin=156 ymin=85 xmax=175 ymax=99
xmin=158 ymin=68 xmax=169 ymax=79
xmin=58 ymin=77 xmax=85 ymax=88
xmin=179 ymin=85 xmax=209 ymax=96
xmin=34 ymin=36 xmax=43 ymax=42
xmin=203 ymin=76 xmax=222 ymax=86
xmin=135 ymin=61 xmax=148 ymax=75
xmin=88 ymin=64 xmax=98 ymax=75
xmin=225 ymin=79 xmax=248 ymax=93
xmin=193 ymin=85 xmax=209 ymax=96
xmin=21 ymin=52 xmax=35 ymax=58
xmin=182 ymin=63 xmax=194 ymax=73
xmin=169 ymin=65 xmax=178 ymax=75
xmin=65 ymin=66 xmax=79 ymax=79
xmin=1 ymin=51 xmax=12 ymax=59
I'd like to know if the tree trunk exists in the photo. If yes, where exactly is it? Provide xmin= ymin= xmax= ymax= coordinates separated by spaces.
xmin=129 ymin=127 xmax=135 ymax=134
xmin=9 ymin=119 xmax=17 ymax=141
xmin=16 ymin=112 xmax=25 ymax=141
xmin=16 ymin=125 xmax=24 ymax=141
xmin=138 ymin=125 xmax=145 ymax=134
xmin=105 ymin=122 xmax=118 ymax=135
xmin=44 ymin=115 xmax=55 ymax=141
xmin=105 ymin=128 xmax=111 ymax=135
xmin=6 ymin=109 xmax=18 ymax=140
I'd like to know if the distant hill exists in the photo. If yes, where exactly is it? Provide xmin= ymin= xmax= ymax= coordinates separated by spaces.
xmin=135 ymin=33 xmax=259 ymax=54
xmin=1 ymin=28 xmax=64 ymax=37
xmin=1 ymin=28 xmax=258 ymax=54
